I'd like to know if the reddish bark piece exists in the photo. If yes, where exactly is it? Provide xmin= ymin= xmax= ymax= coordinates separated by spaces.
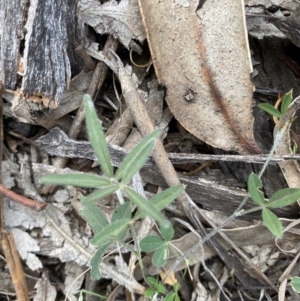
xmin=0 ymin=184 xmax=46 ymax=211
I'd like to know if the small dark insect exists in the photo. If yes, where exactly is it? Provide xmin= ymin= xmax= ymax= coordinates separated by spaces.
xmin=183 ymin=88 xmax=196 ymax=102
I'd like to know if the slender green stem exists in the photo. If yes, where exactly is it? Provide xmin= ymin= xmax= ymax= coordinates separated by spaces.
xmin=167 ymin=118 xmax=291 ymax=274
xmin=236 ymin=205 xmax=263 ymax=216
xmin=258 ymin=120 xmax=290 ymax=178
xmin=129 ymin=224 xmax=147 ymax=282
xmin=116 ymin=189 xmax=125 ymax=205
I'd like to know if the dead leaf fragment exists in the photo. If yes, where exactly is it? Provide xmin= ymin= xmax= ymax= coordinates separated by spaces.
xmin=138 ymin=0 xmax=260 ymax=154
xmin=79 ymin=0 xmax=145 ymax=49
xmin=33 ymin=273 xmax=56 ymax=301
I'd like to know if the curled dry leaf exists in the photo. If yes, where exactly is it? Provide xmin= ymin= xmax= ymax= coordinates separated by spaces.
xmin=138 ymin=0 xmax=260 ymax=154
xmin=79 ymin=0 xmax=145 ymax=49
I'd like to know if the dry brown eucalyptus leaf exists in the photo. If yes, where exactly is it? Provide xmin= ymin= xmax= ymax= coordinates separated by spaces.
xmin=138 ymin=0 xmax=260 ymax=154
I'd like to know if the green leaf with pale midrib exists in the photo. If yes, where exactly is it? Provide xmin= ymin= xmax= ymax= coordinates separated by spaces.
xmin=247 ymin=172 xmax=264 ymax=206
xmin=124 ymin=187 xmax=170 ymax=229
xmin=134 ymin=185 xmax=184 ymax=220
xmin=80 ymin=202 xmax=108 ymax=232
xmin=80 ymin=185 xmax=119 ymax=204
xmin=152 ymin=245 xmax=169 ymax=267
xmin=290 ymin=276 xmax=300 ymax=293
xmin=91 ymin=218 xmax=130 ymax=246
xmin=262 ymin=208 xmax=282 ymax=238
xmin=90 ymin=242 xmax=112 ymax=280
xmin=83 ymin=94 xmax=113 ymax=177
xmin=140 ymin=235 xmax=164 ymax=252
xmin=258 ymin=103 xmax=282 ymax=118
xmin=40 ymin=173 xmax=111 ymax=188
xmin=114 ymin=129 xmax=161 ymax=184
xmin=266 ymin=188 xmax=300 ymax=208
xmin=281 ymin=89 xmax=293 ymax=115
xmin=112 ymin=202 xmax=132 ymax=223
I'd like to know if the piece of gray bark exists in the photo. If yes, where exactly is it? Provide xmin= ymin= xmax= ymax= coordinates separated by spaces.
xmin=4 ymin=71 xmax=92 ymax=128
xmin=139 ymin=167 xmax=299 ymax=220
xmin=0 ymin=0 xmax=27 ymax=88
xmin=35 ymin=126 xmax=300 ymax=166
xmin=0 ymin=0 xmax=85 ymax=104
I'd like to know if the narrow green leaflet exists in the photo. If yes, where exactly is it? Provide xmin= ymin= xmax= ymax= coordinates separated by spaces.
xmin=147 ymin=276 xmax=159 ymax=286
xmin=290 ymin=276 xmax=300 ymax=293
xmin=144 ymin=288 xmax=156 ymax=299
xmin=40 ymin=173 xmax=111 ymax=188
xmin=115 ymin=130 xmax=161 ymax=184
xmin=262 ymin=208 xmax=282 ymax=238
xmin=91 ymin=218 xmax=130 ymax=246
xmin=80 ymin=185 xmax=119 ymax=204
xmin=134 ymin=185 xmax=184 ymax=220
xmin=247 ymin=172 xmax=264 ymax=206
xmin=112 ymin=202 xmax=132 ymax=223
xmin=140 ymin=235 xmax=164 ymax=252
xmin=83 ymin=94 xmax=113 ymax=177
xmin=266 ymin=188 xmax=300 ymax=208
xmin=174 ymin=294 xmax=180 ymax=301
xmin=80 ymin=203 xmax=108 ymax=232
xmin=165 ymin=292 xmax=176 ymax=301
xmin=155 ymin=283 xmax=166 ymax=294
xmin=146 ymin=277 xmax=166 ymax=294
xmin=90 ymin=241 xmax=112 ymax=280
xmin=124 ymin=187 xmax=170 ymax=230
xmin=258 ymin=103 xmax=282 ymax=118
xmin=111 ymin=202 xmax=132 ymax=240
xmin=152 ymin=245 xmax=169 ymax=267
xmin=281 ymin=89 xmax=293 ymax=115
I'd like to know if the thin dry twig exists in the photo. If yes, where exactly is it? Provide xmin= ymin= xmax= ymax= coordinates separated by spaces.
xmin=0 ymin=83 xmax=30 ymax=301
xmin=0 ymin=184 xmax=47 ymax=211
xmin=1 ymin=232 xmax=29 ymax=301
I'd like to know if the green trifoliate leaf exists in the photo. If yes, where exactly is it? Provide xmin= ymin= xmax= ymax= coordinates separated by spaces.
xmin=281 ymin=89 xmax=293 ymax=115
xmin=247 ymin=172 xmax=264 ymax=206
xmin=262 ymin=208 xmax=282 ymax=238
xmin=140 ymin=235 xmax=165 ymax=252
xmin=152 ymin=245 xmax=169 ymax=267
xmin=124 ymin=187 xmax=170 ymax=229
xmin=40 ymin=173 xmax=111 ymax=188
xmin=258 ymin=103 xmax=282 ymax=118
xmin=80 ymin=202 xmax=108 ymax=232
xmin=80 ymin=185 xmax=119 ymax=204
xmin=290 ymin=276 xmax=300 ymax=293
xmin=266 ymin=188 xmax=300 ymax=208
xmin=134 ymin=185 xmax=184 ymax=220
xmin=83 ymin=94 xmax=113 ymax=177
xmin=115 ymin=130 xmax=161 ymax=184
xmin=91 ymin=219 xmax=130 ymax=246
xmin=90 ymin=242 xmax=112 ymax=280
